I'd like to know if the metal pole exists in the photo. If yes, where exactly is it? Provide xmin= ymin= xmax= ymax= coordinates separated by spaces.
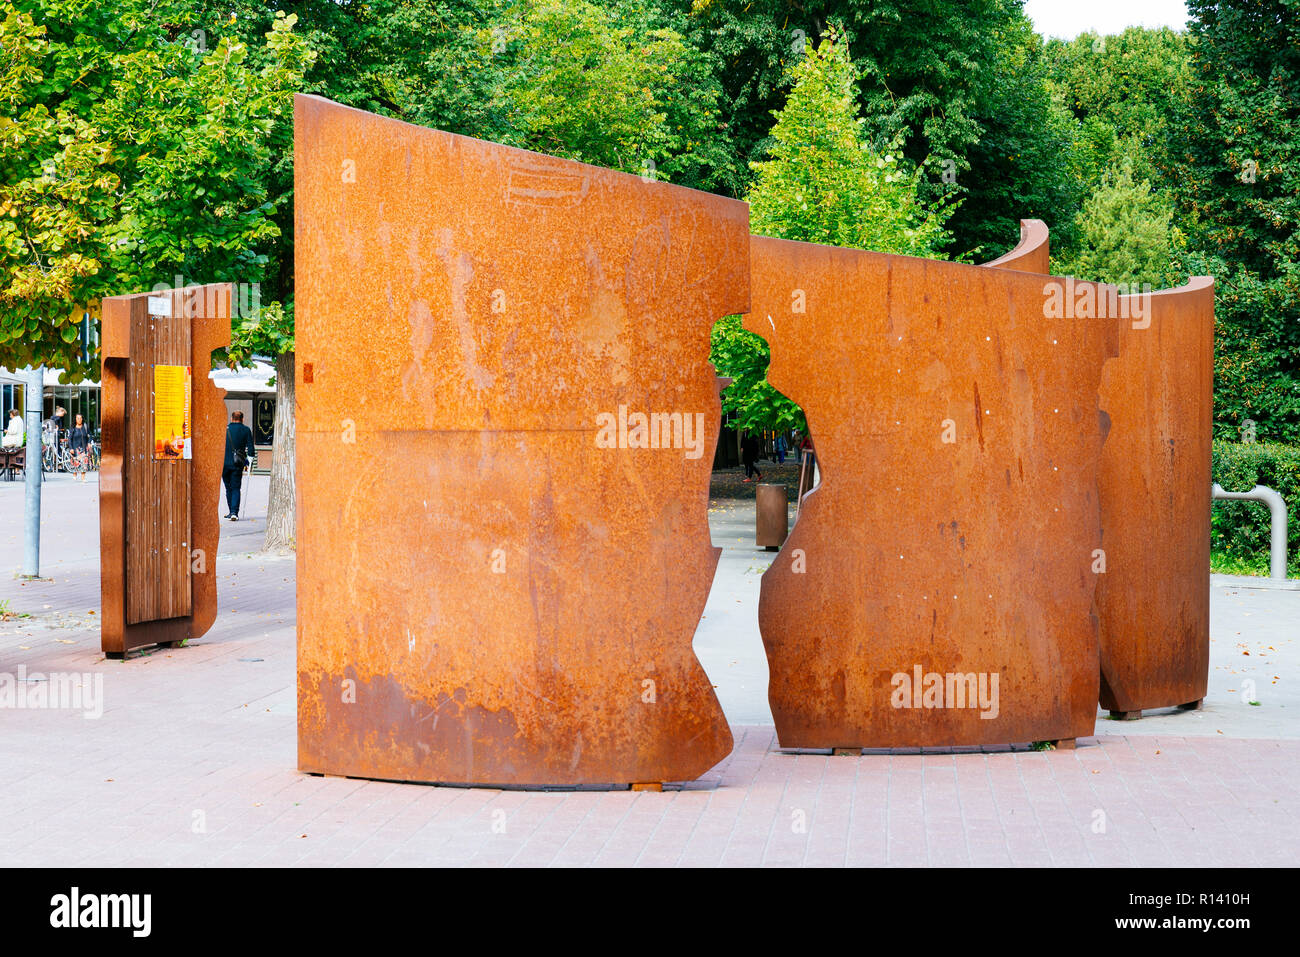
xmin=22 ymin=366 xmax=43 ymax=578
xmin=1212 ymin=483 xmax=1289 ymax=580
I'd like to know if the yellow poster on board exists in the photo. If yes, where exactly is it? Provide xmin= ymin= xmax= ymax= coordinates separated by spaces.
xmin=153 ymin=364 xmax=192 ymax=460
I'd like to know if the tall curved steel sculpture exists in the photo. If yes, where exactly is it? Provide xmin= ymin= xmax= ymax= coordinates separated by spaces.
xmin=1096 ymin=278 xmax=1215 ymax=717
xmin=974 ymin=229 xmax=1215 ymax=719
xmin=980 ymin=219 xmax=1050 ymax=274
xmin=294 ymin=96 xmax=745 ymax=787
xmin=745 ymin=234 xmax=1122 ymax=749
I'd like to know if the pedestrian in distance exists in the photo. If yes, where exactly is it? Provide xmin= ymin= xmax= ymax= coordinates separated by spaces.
xmin=68 ymin=413 xmax=92 ymax=483
xmin=223 ymin=410 xmax=256 ymax=521
xmin=742 ymin=433 xmax=764 ymax=483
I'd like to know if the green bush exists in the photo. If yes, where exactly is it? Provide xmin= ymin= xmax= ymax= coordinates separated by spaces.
xmin=1211 ymin=441 xmax=1300 ymax=577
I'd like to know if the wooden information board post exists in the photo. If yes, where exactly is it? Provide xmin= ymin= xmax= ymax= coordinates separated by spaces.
xmin=99 ymin=284 xmax=231 ymax=657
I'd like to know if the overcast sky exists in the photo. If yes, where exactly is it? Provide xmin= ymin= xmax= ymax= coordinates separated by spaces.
xmin=1023 ymin=0 xmax=1189 ymax=39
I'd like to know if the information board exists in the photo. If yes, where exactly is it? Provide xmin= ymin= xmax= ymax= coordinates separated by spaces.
xmin=153 ymin=364 xmax=192 ymax=460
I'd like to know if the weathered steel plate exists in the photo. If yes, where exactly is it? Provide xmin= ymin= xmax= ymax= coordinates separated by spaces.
xmin=294 ymin=95 xmax=745 ymax=786
xmin=981 ymin=219 xmax=1050 ymax=273
xmin=1097 ymin=278 xmax=1215 ymax=713
xmin=745 ymin=235 xmax=1119 ymax=748
xmin=976 ymin=231 xmax=1215 ymax=715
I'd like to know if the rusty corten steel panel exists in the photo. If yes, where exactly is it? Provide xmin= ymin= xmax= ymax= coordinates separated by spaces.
xmin=745 ymin=235 xmax=1120 ymax=748
xmin=974 ymin=230 xmax=1215 ymax=716
xmin=1097 ymin=278 xmax=1215 ymax=713
xmin=100 ymin=285 xmax=230 ymax=655
xmin=294 ymin=95 xmax=745 ymax=787
xmin=980 ymin=219 xmax=1050 ymax=273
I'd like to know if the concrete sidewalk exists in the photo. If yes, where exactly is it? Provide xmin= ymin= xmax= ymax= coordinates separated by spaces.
xmin=0 ymin=475 xmax=1296 ymax=866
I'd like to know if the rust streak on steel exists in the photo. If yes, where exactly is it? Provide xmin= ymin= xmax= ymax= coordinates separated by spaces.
xmin=293 ymin=95 xmax=744 ymax=787
xmin=1097 ymin=277 xmax=1215 ymax=714
xmin=744 ymin=232 xmax=1119 ymax=748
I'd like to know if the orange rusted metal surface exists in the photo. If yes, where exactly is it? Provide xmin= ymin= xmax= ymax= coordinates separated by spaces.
xmin=745 ymin=235 xmax=1120 ymax=748
xmin=100 ymin=284 xmax=230 ymax=656
xmin=294 ymin=95 xmax=745 ymax=786
xmin=980 ymin=219 xmax=1050 ymax=273
xmin=1096 ymin=278 xmax=1215 ymax=714
xmin=975 ymin=231 xmax=1216 ymax=717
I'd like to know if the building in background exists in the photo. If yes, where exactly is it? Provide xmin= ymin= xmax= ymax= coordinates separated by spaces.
xmin=0 ymin=367 xmax=100 ymax=438
xmin=0 ymin=370 xmax=25 ymax=426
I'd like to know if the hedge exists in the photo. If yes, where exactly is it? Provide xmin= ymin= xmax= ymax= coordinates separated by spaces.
xmin=1211 ymin=441 xmax=1300 ymax=577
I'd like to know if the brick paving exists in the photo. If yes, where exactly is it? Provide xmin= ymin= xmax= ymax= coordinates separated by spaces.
xmin=1 ymin=474 xmax=1297 ymax=867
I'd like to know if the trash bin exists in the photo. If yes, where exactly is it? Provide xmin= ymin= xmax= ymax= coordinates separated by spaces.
xmin=756 ymin=483 xmax=788 ymax=551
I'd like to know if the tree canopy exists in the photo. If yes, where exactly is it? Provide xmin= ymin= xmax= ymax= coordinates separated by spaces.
xmin=712 ymin=32 xmax=950 ymax=433
xmin=0 ymin=0 xmax=309 ymax=376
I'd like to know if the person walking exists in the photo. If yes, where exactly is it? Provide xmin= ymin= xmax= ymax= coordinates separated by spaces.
xmin=775 ymin=433 xmax=787 ymax=465
xmin=223 ymin=410 xmax=256 ymax=520
xmin=741 ymin=433 xmax=764 ymax=484
xmin=68 ymin=413 xmax=92 ymax=482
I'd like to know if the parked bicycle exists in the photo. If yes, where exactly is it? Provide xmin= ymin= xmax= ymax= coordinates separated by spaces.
xmin=39 ymin=432 xmax=99 ymax=475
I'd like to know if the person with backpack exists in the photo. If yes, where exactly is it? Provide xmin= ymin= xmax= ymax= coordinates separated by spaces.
xmin=223 ymin=410 xmax=256 ymax=520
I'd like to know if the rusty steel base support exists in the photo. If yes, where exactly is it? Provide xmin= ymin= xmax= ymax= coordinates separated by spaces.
xmin=1179 ymin=699 xmax=1204 ymax=711
xmin=631 ymin=783 xmax=663 ymax=792
xmin=1052 ymin=739 xmax=1077 ymax=750
xmin=832 ymin=748 xmax=861 ymax=756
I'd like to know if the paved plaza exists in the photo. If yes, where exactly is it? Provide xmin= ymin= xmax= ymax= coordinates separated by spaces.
xmin=1 ymin=473 xmax=1296 ymax=866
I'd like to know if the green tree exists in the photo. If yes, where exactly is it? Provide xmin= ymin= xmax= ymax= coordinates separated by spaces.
xmin=1055 ymin=155 xmax=1181 ymax=289
xmin=0 ymin=0 xmax=308 ymax=568
xmin=682 ymin=1 xmax=1077 ymax=259
xmin=956 ymin=13 xmax=1082 ymax=259
xmin=0 ymin=4 xmax=118 ymax=375
xmin=0 ymin=2 xmax=308 ymax=376
xmin=1165 ymin=0 xmax=1300 ymax=442
xmin=711 ymin=32 xmax=950 ymax=433
xmin=1044 ymin=27 xmax=1194 ymax=191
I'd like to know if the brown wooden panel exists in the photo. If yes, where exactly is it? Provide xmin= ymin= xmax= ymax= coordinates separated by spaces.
xmin=125 ymin=306 xmax=193 ymax=624
xmin=100 ymin=284 xmax=230 ymax=654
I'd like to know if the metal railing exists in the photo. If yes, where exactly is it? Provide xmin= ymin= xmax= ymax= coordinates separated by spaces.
xmin=1212 ymin=483 xmax=1289 ymax=579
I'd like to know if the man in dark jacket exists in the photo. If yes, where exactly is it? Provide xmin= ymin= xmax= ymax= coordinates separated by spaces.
xmin=223 ymin=411 xmax=256 ymax=520
xmin=741 ymin=433 xmax=763 ymax=483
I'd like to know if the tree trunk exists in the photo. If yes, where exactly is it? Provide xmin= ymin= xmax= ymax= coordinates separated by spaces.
xmin=262 ymin=350 xmax=296 ymax=552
